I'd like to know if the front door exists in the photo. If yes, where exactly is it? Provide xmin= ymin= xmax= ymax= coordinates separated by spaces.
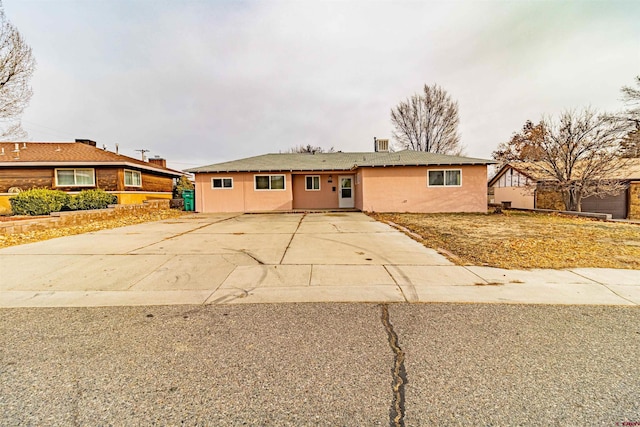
xmin=338 ymin=175 xmax=354 ymax=208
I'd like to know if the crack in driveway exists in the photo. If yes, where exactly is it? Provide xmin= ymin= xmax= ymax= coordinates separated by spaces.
xmin=279 ymin=213 xmax=305 ymax=264
xmin=381 ymin=304 xmax=407 ymax=427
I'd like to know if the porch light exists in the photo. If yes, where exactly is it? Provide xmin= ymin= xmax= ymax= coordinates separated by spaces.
xmin=328 ymin=175 xmax=333 ymax=183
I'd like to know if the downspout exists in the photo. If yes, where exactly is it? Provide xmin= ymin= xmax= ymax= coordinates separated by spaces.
xmin=198 ymin=175 xmax=204 ymax=212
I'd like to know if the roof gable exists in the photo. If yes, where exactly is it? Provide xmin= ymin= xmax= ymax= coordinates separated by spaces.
xmin=488 ymin=158 xmax=640 ymax=186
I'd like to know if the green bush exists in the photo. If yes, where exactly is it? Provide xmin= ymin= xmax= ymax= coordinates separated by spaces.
xmin=69 ymin=189 xmax=117 ymax=211
xmin=173 ymin=175 xmax=194 ymax=198
xmin=9 ymin=188 xmax=71 ymax=216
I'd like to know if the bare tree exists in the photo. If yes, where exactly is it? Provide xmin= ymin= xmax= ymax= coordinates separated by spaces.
xmin=0 ymin=2 xmax=35 ymax=140
xmin=391 ymin=83 xmax=464 ymax=155
xmin=531 ymin=109 xmax=631 ymax=211
xmin=288 ymin=144 xmax=334 ymax=154
xmin=621 ymin=75 xmax=640 ymax=118
xmin=618 ymin=75 xmax=640 ymax=157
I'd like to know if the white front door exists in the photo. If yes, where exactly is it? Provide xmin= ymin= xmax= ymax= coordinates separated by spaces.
xmin=338 ymin=175 xmax=354 ymax=208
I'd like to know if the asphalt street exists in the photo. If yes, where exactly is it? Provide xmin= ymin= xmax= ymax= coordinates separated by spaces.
xmin=1 ymin=303 xmax=639 ymax=426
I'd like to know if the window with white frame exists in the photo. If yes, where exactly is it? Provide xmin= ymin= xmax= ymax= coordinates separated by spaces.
xmin=124 ymin=169 xmax=142 ymax=187
xmin=305 ymin=175 xmax=320 ymax=191
xmin=55 ymin=168 xmax=95 ymax=187
xmin=255 ymin=174 xmax=285 ymax=190
xmin=212 ymin=177 xmax=233 ymax=189
xmin=428 ymin=169 xmax=461 ymax=187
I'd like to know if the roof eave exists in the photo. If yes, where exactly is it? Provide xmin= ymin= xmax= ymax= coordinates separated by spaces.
xmin=189 ymin=167 xmax=355 ymax=173
xmin=0 ymin=161 xmax=184 ymax=177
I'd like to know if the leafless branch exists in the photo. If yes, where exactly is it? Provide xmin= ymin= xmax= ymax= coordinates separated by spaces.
xmin=391 ymin=84 xmax=464 ymax=155
xmin=0 ymin=2 xmax=35 ymax=140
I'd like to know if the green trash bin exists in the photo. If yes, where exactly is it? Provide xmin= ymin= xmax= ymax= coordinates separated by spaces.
xmin=182 ymin=190 xmax=195 ymax=211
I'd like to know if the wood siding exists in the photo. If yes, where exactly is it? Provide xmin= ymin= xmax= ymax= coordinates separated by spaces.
xmin=1 ymin=166 xmax=174 ymax=194
xmin=0 ymin=167 xmax=53 ymax=192
xmin=97 ymin=168 xmax=119 ymax=191
xmin=137 ymin=171 xmax=173 ymax=193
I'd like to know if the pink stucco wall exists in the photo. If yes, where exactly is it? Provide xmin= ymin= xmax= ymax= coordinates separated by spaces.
xmin=195 ymin=165 xmax=489 ymax=213
xmin=493 ymin=186 xmax=535 ymax=209
xmin=359 ymin=165 xmax=489 ymax=213
xmin=195 ymin=172 xmax=293 ymax=212
xmin=292 ymin=173 xmax=339 ymax=209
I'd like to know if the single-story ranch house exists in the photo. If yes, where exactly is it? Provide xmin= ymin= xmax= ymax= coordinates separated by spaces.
xmin=186 ymin=141 xmax=495 ymax=213
xmin=0 ymin=139 xmax=183 ymax=214
xmin=489 ymin=159 xmax=640 ymax=219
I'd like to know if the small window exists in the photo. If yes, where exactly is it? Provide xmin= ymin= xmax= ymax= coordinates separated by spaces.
xmin=428 ymin=169 xmax=461 ymax=187
xmin=445 ymin=170 xmax=461 ymax=186
xmin=212 ymin=177 xmax=233 ymax=189
xmin=124 ymin=169 xmax=142 ymax=187
xmin=305 ymin=175 xmax=320 ymax=191
xmin=55 ymin=168 xmax=95 ymax=187
xmin=254 ymin=174 xmax=286 ymax=191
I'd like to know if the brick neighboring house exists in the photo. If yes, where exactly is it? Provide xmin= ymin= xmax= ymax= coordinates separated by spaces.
xmin=0 ymin=139 xmax=183 ymax=214
xmin=186 ymin=140 xmax=495 ymax=213
xmin=488 ymin=159 xmax=640 ymax=219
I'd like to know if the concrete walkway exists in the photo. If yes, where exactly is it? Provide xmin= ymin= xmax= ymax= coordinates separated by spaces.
xmin=1 ymin=212 xmax=638 ymax=307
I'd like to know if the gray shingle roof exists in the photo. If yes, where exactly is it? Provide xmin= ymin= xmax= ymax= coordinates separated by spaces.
xmin=186 ymin=150 xmax=495 ymax=173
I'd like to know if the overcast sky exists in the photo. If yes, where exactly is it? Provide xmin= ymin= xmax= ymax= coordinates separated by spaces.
xmin=4 ymin=0 xmax=640 ymax=170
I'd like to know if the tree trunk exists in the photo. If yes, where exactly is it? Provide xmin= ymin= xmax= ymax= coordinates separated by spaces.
xmin=563 ymin=188 xmax=581 ymax=212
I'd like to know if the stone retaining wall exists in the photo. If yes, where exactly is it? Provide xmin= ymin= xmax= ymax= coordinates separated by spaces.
xmin=629 ymin=182 xmax=640 ymax=220
xmin=535 ymin=189 xmax=565 ymax=211
xmin=0 ymin=200 xmax=170 ymax=236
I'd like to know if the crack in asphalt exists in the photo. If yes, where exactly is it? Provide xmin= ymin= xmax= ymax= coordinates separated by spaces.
xmin=381 ymin=304 xmax=407 ymax=427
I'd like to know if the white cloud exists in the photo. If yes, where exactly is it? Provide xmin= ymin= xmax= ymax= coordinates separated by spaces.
xmin=4 ymin=0 xmax=639 ymax=168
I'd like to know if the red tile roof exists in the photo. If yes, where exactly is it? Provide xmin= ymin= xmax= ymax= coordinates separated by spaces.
xmin=0 ymin=142 xmax=183 ymax=177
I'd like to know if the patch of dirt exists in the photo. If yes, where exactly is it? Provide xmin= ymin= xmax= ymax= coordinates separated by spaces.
xmin=0 ymin=209 xmax=187 ymax=249
xmin=371 ymin=211 xmax=640 ymax=270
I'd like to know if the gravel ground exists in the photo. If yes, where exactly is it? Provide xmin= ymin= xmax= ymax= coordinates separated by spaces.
xmin=1 ymin=303 xmax=639 ymax=426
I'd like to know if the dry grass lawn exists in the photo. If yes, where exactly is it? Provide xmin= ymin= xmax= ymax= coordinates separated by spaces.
xmin=371 ymin=211 xmax=640 ymax=270
xmin=0 ymin=209 xmax=186 ymax=249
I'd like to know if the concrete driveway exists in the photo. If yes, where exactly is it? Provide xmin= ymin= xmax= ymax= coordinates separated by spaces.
xmin=0 ymin=212 xmax=638 ymax=307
